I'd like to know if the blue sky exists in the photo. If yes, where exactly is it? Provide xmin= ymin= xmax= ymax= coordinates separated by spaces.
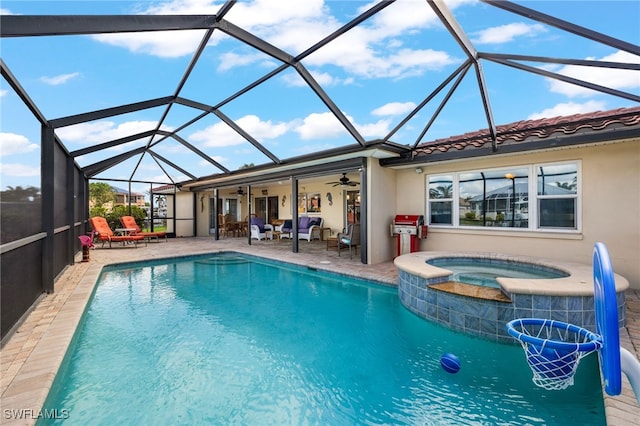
xmin=1 ymin=0 xmax=639 ymax=195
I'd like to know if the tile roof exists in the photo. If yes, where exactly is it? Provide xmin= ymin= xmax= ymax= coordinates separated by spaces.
xmin=413 ymin=106 xmax=640 ymax=157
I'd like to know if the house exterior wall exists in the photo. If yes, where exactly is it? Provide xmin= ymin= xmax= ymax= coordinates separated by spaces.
xmin=368 ymin=159 xmax=397 ymax=264
xmin=394 ymin=138 xmax=640 ymax=289
xmin=174 ymin=192 xmax=194 ymax=237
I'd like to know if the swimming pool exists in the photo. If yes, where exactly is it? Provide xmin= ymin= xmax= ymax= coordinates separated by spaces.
xmin=40 ymin=253 xmax=604 ymax=425
xmin=426 ymin=257 xmax=569 ymax=288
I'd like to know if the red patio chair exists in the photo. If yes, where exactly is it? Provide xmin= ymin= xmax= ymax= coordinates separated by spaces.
xmin=89 ymin=216 xmax=145 ymax=248
xmin=120 ymin=215 xmax=167 ymax=242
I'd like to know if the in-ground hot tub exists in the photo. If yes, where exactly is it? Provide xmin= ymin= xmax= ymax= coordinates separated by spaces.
xmin=395 ymin=251 xmax=629 ymax=343
xmin=425 ymin=257 xmax=569 ymax=288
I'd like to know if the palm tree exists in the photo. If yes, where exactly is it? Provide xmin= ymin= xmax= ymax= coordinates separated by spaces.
xmin=1 ymin=185 xmax=41 ymax=202
xmin=429 ymin=184 xmax=453 ymax=199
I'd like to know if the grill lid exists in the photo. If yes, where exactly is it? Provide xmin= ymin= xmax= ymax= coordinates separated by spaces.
xmin=393 ymin=215 xmax=423 ymax=225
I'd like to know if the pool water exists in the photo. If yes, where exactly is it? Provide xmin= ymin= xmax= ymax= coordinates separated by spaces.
xmin=40 ymin=253 xmax=603 ymax=425
xmin=427 ymin=257 xmax=569 ymax=288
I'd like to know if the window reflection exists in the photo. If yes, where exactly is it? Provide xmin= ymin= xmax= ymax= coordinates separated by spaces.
xmin=428 ymin=175 xmax=453 ymax=225
xmin=459 ymin=168 xmax=528 ymax=228
xmin=426 ymin=162 xmax=579 ymax=231
xmin=537 ymin=164 xmax=578 ymax=229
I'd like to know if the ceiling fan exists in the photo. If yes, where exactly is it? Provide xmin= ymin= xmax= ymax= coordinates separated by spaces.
xmin=228 ymin=186 xmax=245 ymax=196
xmin=326 ymin=173 xmax=359 ymax=187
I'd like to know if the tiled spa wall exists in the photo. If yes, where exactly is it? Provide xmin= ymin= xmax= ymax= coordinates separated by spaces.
xmin=397 ymin=269 xmax=626 ymax=343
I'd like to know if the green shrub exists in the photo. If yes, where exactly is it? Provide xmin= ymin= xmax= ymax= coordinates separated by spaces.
xmin=104 ymin=205 xmax=147 ymax=230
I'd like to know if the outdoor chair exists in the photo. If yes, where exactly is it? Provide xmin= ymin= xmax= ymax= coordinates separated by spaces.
xmin=120 ymin=215 xmax=167 ymax=242
xmin=250 ymin=216 xmax=273 ymax=240
xmin=337 ymin=223 xmax=360 ymax=259
xmin=90 ymin=216 xmax=146 ymax=248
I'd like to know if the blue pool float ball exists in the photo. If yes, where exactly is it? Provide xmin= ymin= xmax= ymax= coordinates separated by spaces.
xmin=440 ymin=353 xmax=461 ymax=374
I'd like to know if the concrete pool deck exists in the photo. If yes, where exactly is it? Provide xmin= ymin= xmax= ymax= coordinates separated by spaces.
xmin=1 ymin=237 xmax=638 ymax=424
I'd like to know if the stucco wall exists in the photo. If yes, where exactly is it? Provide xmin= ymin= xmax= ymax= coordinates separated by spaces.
xmin=368 ymin=159 xmax=397 ymax=264
xmin=395 ymin=139 xmax=640 ymax=289
xmin=175 ymin=191 xmax=194 ymax=237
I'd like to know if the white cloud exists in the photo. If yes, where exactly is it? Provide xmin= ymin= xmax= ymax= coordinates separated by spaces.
xmin=40 ymin=72 xmax=81 ymax=86
xmin=0 ymin=133 xmax=39 ymax=156
xmin=190 ymin=114 xmax=289 ymax=147
xmin=92 ymin=30 xmax=206 ymax=58
xmin=88 ymin=0 xmax=459 ymax=79
xmin=527 ymin=100 xmax=607 ymax=120
xmin=547 ymin=51 xmax=640 ymax=97
xmin=227 ymin=0 xmax=333 ymax=53
xmin=198 ymin=157 xmax=225 ymax=167
xmin=281 ymin=70 xmax=354 ymax=87
xmin=0 ymin=89 xmax=8 ymax=97
xmin=90 ymin=0 xmax=224 ymax=58
xmin=356 ymin=119 xmax=391 ymax=138
xmin=217 ymin=52 xmax=268 ymax=72
xmin=472 ymin=22 xmax=546 ymax=44
xmin=0 ymin=163 xmax=40 ymax=177
xmin=372 ymin=102 xmax=416 ymax=116
xmin=57 ymin=121 xmax=172 ymax=147
xmin=154 ymin=143 xmax=192 ymax=155
xmin=294 ymin=112 xmax=346 ymax=140
xmin=294 ymin=110 xmax=396 ymax=140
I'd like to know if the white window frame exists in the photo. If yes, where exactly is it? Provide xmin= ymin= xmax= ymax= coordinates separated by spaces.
xmin=426 ymin=160 xmax=581 ymax=233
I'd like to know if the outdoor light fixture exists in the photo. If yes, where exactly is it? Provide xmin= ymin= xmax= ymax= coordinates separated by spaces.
xmin=415 ymin=167 xmax=423 ymax=174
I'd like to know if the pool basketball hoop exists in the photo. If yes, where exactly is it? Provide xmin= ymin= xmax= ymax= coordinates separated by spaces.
xmin=507 ymin=243 xmax=640 ymax=402
xmin=506 ymin=318 xmax=601 ymax=390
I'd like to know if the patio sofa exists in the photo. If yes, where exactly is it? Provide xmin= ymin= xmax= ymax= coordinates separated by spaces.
xmin=279 ymin=216 xmax=323 ymax=241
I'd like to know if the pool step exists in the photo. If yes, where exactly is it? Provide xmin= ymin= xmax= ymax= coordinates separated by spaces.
xmin=195 ymin=256 xmax=249 ymax=265
xmin=429 ymin=281 xmax=511 ymax=302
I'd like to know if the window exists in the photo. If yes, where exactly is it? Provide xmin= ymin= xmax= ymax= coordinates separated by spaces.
xmin=428 ymin=175 xmax=453 ymax=225
xmin=426 ymin=162 xmax=579 ymax=231
xmin=537 ymin=163 xmax=578 ymax=229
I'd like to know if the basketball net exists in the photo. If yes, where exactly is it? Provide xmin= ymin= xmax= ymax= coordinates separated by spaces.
xmin=508 ymin=318 xmax=602 ymax=390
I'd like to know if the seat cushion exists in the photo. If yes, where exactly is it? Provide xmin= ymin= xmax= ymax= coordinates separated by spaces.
xmin=298 ymin=216 xmax=310 ymax=229
xmin=281 ymin=219 xmax=293 ymax=232
xmin=250 ymin=217 xmax=265 ymax=232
